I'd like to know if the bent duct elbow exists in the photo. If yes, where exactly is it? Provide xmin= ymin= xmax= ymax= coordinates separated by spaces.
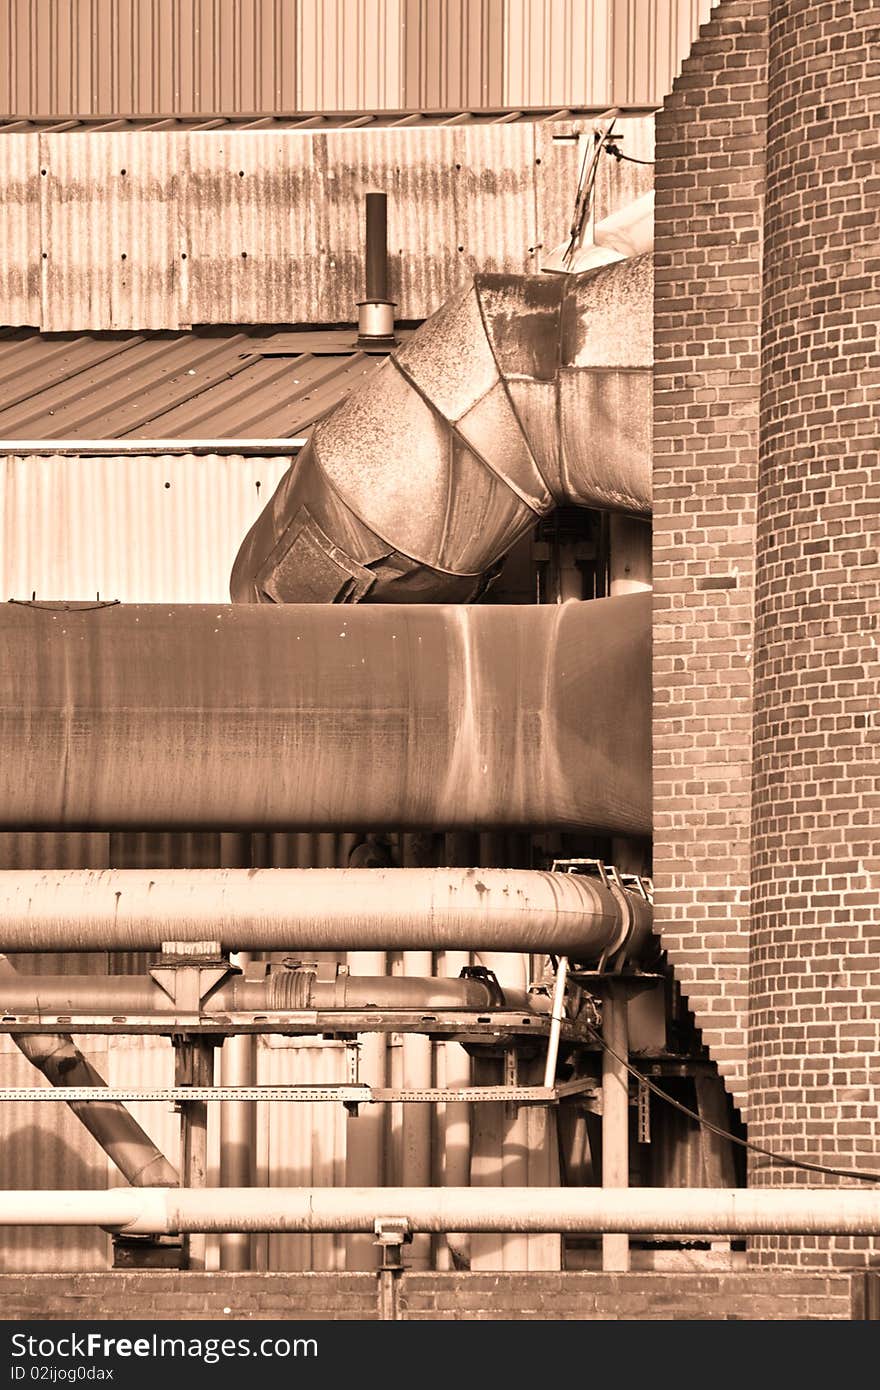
xmin=231 ymin=255 xmax=652 ymax=605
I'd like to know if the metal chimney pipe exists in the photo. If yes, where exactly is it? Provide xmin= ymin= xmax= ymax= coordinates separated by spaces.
xmin=357 ymin=191 xmax=396 ymax=347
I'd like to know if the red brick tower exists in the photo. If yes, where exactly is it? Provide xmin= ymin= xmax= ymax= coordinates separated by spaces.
xmin=655 ymin=0 xmax=879 ymax=1267
xmin=750 ymin=0 xmax=880 ymax=1265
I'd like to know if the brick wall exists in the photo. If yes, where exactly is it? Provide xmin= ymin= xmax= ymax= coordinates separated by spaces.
xmin=652 ymin=0 xmax=768 ymax=1113
xmin=749 ymin=0 xmax=880 ymax=1265
xmin=0 ymin=1271 xmax=861 ymax=1320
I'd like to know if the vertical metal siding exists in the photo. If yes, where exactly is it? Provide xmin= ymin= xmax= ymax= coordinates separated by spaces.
xmin=0 ymin=135 xmax=40 ymax=326
xmin=0 ymin=1038 xmax=112 ymax=1272
xmin=402 ymin=0 xmax=504 ymax=110
xmin=0 ymin=0 xmax=300 ymax=117
xmin=503 ymin=0 xmax=711 ymax=107
xmin=185 ymin=131 xmax=324 ymax=325
xmin=297 ymin=0 xmax=403 ymax=112
xmin=40 ymin=132 xmax=184 ymax=331
xmin=255 ymin=1039 xmax=348 ymax=1272
xmin=3 ymin=123 xmax=622 ymax=327
xmin=0 ymin=453 xmax=291 ymax=602
xmin=0 ymin=0 xmax=706 ymax=118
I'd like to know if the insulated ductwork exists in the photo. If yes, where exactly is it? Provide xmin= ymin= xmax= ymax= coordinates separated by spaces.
xmin=0 ymin=597 xmax=650 ymax=835
xmin=231 ymin=255 xmax=652 ymax=605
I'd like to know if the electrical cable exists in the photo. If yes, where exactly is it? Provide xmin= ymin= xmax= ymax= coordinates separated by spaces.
xmin=603 ymin=142 xmax=655 ymax=166
xmin=582 ymin=1018 xmax=880 ymax=1186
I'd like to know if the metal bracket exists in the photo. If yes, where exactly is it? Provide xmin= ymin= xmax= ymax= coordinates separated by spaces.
xmin=374 ymin=1216 xmax=411 ymax=1258
xmin=150 ymin=943 xmax=232 ymax=1015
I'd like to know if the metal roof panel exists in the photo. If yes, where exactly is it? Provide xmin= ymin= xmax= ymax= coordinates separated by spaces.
xmin=0 ymin=329 xmax=392 ymax=442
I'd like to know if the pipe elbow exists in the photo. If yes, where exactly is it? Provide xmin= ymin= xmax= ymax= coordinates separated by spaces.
xmin=231 ymin=257 xmax=654 ymax=606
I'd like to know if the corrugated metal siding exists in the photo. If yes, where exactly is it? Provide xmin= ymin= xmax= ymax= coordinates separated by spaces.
xmin=40 ymin=132 xmax=184 ymax=331
xmin=402 ymin=0 xmax=505 ymax=109
xmin=503 ymin=0 xmax=713 ymax=106
xmin=0 ymin=453 xmax=290 ymax=602
xmin=185 ymin=131 xmax=324 ymax=325
xmin=0 ymin=1038 xmax=111 ymax=1272
xmin=254 ymin=1039 xmax=349 ymax=1272
xmin=0 ymin=119 xmax=651 ymax=328
xmin=298 ymin=0 xmax=403 ymax=111
xmin=608 ymin=0 xmax=714 ymax=107
xmin=0 ymin=0 xmax=705 ymax=119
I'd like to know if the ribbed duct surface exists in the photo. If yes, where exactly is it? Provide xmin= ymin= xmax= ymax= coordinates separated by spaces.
xmin=232 ymin=256 xmax=652 ymax=605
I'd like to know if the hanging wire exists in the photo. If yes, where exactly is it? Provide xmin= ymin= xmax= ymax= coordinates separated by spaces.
xmin=583 ymin=1018 xmax=880 ymax=1185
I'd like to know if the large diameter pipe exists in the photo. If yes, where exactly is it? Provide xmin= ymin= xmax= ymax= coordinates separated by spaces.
xmin=0 ymin=867 xmax=652 ymax=960
xmin=3 ymin=1188 xmax=880 ymax=1237
xmin=231 ymin=256 xmax=653 ymax=605
xmin=0 ymin=596 xmax=650 ymax=837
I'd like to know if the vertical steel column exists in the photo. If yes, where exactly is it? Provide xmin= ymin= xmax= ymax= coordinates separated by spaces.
xmin=400 ymin=833 xmax=437 ymax=1270
xmin=602 ymin=985 xmax=630 ymax=1272
xmin=219 ymin=957 xmax=256 ymax=1272
xmin=345 ymin=950 xmax=388 ymax=1271
xmin=218 ymin=833 xmax=255 ymax=1273
xmin=436 ymin=948 xmax=472 ymax=1272
xmin=176 ymin=1038 xmax=215 ymax=1271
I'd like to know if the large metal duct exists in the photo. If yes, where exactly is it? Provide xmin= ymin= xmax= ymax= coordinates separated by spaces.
xmin=0 ymin=596 xmax=650 ymax=836
xmin=1 ymin=1188 xmax=879 ymax=1238
xmin=231 ymin=256 xmax=652 ymax=605
xmin=0 ymin=867 xmax=652 ymax=960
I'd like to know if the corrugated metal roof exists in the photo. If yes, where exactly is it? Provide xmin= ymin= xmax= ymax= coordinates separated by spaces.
xmin=0 ymin=105 xmax=654 ymax=134
xmin=0 ymin=328 xmax=388 ymax=440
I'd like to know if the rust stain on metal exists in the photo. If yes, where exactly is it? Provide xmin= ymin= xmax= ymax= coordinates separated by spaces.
xmin=0 ymin=598 xmax=651 ymax=837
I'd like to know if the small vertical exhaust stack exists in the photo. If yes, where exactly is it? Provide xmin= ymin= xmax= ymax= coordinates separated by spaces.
xmin=356 ymin=191 xmax=396 ymax=348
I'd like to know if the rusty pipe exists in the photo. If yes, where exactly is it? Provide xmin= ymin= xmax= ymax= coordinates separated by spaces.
xmin=2 ymin=1188 xmax=880 ymax=1237
xmin=0 ymin=596 xmax=650 ymax=836
xmin=0 ymin=962 xmax=178 ymax=1187
xmin=0 ymin=971 xmax=507 ymax=1015
xmin=0 ymin=867 xmax=652 ymax=961
xmin=231 ymin=255 xmax=652 ymax=605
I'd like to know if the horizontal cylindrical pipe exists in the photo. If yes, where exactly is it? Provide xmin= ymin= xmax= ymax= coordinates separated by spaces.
xmin=0 ymin=867 xmax=652 ymax=959
xmin=0 ymin=596 xmax=650 ymax=837
xmin=1 ymin=1188 xmax=879 ymax=1237
xmin=0 ymin=972 xmax=506 ymax=1015
xmin=232 ymin=256 xmax=653 ymax=605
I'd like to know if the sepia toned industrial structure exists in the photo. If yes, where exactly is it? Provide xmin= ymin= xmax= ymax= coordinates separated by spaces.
xmin=0 ymin=0 xmax=877 ymax=1320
